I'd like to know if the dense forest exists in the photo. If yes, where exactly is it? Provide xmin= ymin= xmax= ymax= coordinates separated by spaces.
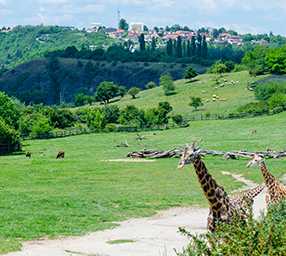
xmin=0 ymin=58 xmax=204 ymax=105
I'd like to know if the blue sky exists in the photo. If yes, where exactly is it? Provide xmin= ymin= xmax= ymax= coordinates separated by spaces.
xmin=0 ymin=0 xmax=285 ymax=35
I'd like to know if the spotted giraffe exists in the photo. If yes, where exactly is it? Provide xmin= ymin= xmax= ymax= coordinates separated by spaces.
xmin=247 ymin=154 xmax=286 ymax=206
xmin=178 ymin=144 xmax=263 ymax=232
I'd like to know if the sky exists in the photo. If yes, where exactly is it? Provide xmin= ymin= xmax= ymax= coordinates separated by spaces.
xmin=0 ymin=0 xmax=285 ymax=35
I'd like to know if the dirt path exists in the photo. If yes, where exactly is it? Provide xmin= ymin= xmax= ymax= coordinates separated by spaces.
xmin=5 ymin=173 xmax=267 ymax=256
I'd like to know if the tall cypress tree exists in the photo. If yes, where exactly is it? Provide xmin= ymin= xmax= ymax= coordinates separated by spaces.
xmin=187 ymin=40 xmax=191 ymax=57
xmin=176 ymin=36 xmax=182 ymax=58
xmin=196 ymin=34 xmax=202 ymax=57
xmin=202 ymin=35 xmax=208 ymax=58
xmin=191 ymin=36 xmax=196 ymax=57
xmin=166 ymin=39 xmax=173 ymax=56
xmin=182 ymin=40 xmax=187 ymax=57
xmin=138 ymin=33 xmax=146 ymax=52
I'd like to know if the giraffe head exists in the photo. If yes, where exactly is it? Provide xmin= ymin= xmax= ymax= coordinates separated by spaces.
xmin=246 ymin=154 xmax=264 ymax=168
xmin=178 ymin=143 xmax=201 ymax=169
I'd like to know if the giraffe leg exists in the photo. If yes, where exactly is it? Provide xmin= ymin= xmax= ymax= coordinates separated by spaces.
xmin=207 ymin=210 xmax=215 ymax=232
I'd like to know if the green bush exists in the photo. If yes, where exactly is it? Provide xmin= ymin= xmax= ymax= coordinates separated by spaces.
xmin=237 ymin=101 xmax=269 ymax=116
xmin=31 ymin=115 xmax=52 ymax=138
xmin=0 ymin=117 xmax=20 ymax=151
xmin=178 ymin=200 xmax=286 ymax=256
xmin=160 ymin=74 xmax=176 ymax=96
xmin=255 ymin=82 xmax=286 ymax=101
xmin=268 ymin=93 xmax=286 ymax=110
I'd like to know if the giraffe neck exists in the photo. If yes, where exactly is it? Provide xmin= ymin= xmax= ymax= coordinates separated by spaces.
xmin=193 ymin=158 xmax=226 ymax=206
xmin=259 ymin=161 xmax=276 ymax=189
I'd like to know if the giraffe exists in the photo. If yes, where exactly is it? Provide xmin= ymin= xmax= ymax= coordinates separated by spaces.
xmin=178 ymin=144 xmax=264 ymax=231
xmin=178 ymin=144 xmax=237 ymax=232
xmin=247 ymin=154 xmax=286 ymax=206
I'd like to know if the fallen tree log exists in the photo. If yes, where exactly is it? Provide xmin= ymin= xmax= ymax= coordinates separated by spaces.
xmin=127 ymin=148 xmax=286 ymax=160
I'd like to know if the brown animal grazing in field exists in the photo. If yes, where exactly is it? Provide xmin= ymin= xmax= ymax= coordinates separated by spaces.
xmin=56 ymin=151 xmax=65 ymax=159
xmin=250 ymin=129 xmax=257 ymax=135
xmin=26 ymin=152 xmax=32 ymax=158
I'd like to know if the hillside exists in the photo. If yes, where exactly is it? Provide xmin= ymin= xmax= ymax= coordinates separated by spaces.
xmin=112 ymin=71 xmax=266 ymax=119
xmin=0 ymin=25 xmax=113 ymax=68
xmin=0 ymin=58 xmax=206 ymax=105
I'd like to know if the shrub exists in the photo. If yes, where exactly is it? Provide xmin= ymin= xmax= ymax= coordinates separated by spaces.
xmin=178 ymin=200 xmax=286 ymax=256
xmin=104 ymin=123 xmax=117 ymax=132
xmin=237 ymin=101 xmax=269 ymax=116
xmin=160 ymin=74 xmax=176 ymax=96
xmin=119 ymin=105 xmax=146 ymax=128
xmin=31 ymin=115 xmax=53 ymax=138
xmin=268 ymin=93 xmax=286 ymax=110
xmin=145 ymin=81 xmax=157 ymax=89
xmin=128 ymin=87 xmax=141 ymax=99
xmin=208 ymin=61 xmax=228 ymax=74
xmin=184 ymin=66 xmax=198 ymax=79
xmin=0 ymin=117 xmax=20 ymax=152
xmin=255 ymin=82 xmax=286 ymax=101
xmin=189 ymin=97 xmax=203 ymax=111
xmin=102 ymin=105 xmax=120 ymax=123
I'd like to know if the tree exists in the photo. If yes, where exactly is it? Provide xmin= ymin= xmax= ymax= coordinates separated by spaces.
xmin=74 ymin=93 xmax=93 ymax=106
xmin=268 ymin=93 xmax=286 ymax=110
xmin=119 ymin=105 xmax=145 ymax=128
xmin=166 ymin=39 xmax=173 ymax=56
xmin=196 ymin=34 xmax=202 ymax=57
xmin=102 ymin=105 xmax=120 ymax=123
xmin=190 ymin=97 xmax=203 ymax=110
xmin=184 ymin=66 xmax=198 ymax=79
xmin=187 ymin=40 xmax=191 ymax=57
xmin=209 ymin=61 xmax=228 ymax=74
xmin=191 ymin=36 xmax=196 ymax=56
xmin=138 ymin=33 xmax=146 ymax=51
xmin=0 ymin=92 xmax=21 ymax=130
xmin=160 ymin=74 xmax=176 ymax=96
xmin=176 ymin=36 xmax=183 ymax=58
xmin=128 ymin=87 xmax=141 ymax=99
xmin=202 ymin=35 xmax=208 ymax=58
xmin=95 ymin=81 xmax=120 ymax=104
xmin=0 ymin=117 xmax=20 ymax=152
xmin=143 ymin=25 xmax=149 ymax=32
xmin=118 ymin=86 xmax=127 ymax=98
xmin=145 ymin=81 xmax=157 ymax=89
xmin=151 ymin=37 xmax=157 ymax=51
xmin=31 ymin=115 xmax=52 ymax=138
xmin=119 ymin=18 xmax=129 ymax=31
xmin=86 ymin=108 xmax=106 ymax=129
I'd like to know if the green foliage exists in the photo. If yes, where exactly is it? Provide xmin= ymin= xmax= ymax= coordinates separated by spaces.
xmin=145 ymin=81 xmax=157 ymax=89
xmin=74 ymin=93 xmax=94 ymax=106
xmin=119 ymin=105 xmax=145 ymax=128
xmin=178 ymin=200 xmax=286 ymax=256
xmin=0 ymin=25 xmax=113 ymax=68
xmin=171 ymin=114 xmax=188 ymax=127
xmin=189 ymin=97 xmax=203 ymax=110
xmin=86 ymin=108 xmax=106 ymax=130
xmin=31 ymin=115 xmax=52 ymax=138
xmin=268 ymin=93 xmax=286 ymax=110
xmin=160 ymin=74 xmax=176 ymax=96
xmin=208 ymin=61 xmax=229 ymax=74
xmin=95 ymin=81 xmax=120 ymax=104
xmin=118 ymin=19 xmax=129 ymax=31
xmin=48 ymin=108 xmax=76 ymax=129
xmin=0 ymin=117 xmax=19 ymax=146
xmin=266 ymin=45 xmax=286 ymax=74
xmin=128 ymin=87 xmax=141 ymax=99
xmin=0 ymin=91 xmax=21 ymax=129
xmin=102 ymin=105 xmax=120 ymax=124
xmin=184 ymin=66 xmax=198 ymax=79
xmin=255 ymin=82 xmax=286 ymax=101
xmin=237 ymin=101 xmax=269 ymax=116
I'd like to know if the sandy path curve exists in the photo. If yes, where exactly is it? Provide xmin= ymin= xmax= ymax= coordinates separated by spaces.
xmin=4 ymin=173 xmax=267 ymax=256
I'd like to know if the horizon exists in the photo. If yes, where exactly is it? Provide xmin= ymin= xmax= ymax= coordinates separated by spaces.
xmin=0 ymin=0 xmax=286 ymax=36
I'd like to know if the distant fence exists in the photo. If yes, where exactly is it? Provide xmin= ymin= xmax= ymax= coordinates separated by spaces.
xmin=23 ymin=111 xmax=274 ymax=141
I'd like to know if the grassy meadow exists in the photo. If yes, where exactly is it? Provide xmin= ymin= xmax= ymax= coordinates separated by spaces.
xmin=114 ymin=71 xmax=266 ymax=118
xmin=1 ymin=111 xmax=286 ymax=253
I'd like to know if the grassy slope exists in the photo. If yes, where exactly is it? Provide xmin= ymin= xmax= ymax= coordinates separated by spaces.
xmin=1 ymin=111 xmax=286 ymax=253
xmin=114 ymin=71 xmax=265 ymax=118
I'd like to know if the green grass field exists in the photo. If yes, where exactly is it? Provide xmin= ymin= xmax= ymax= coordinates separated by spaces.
xmin=114 ymin=71 xmax=266 ymax=118
xmin=1 ymin=111 xmax=286 ymax=253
